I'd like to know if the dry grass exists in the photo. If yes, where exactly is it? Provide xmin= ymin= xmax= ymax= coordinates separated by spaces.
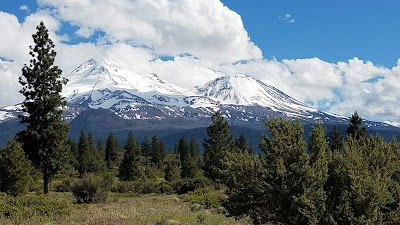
xmin=0 ymin=193 xmax=250 ymax=225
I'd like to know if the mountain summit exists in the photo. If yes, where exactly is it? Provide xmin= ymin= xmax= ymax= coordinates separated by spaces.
xmin=196 ymin=74 xmax=315 ymax=113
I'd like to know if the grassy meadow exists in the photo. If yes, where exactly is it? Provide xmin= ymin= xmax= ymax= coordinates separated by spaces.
xmin=0 ymin=192 xmax=250 ymax=225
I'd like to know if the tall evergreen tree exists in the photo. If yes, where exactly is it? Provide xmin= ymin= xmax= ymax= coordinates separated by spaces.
xmin=141 ymin=134 xmax=151 ymax=166
xmin=118 ymin=132 xmax=143 ymax=181
xmin=17 ymin=22 xmax=69 ymax=194
xmin=176 ymin=136 xmax=202 ymax=179
xmin=203 ymin=111 xmax=235 ymax=183
xmin=0 ymin=140 xmax=33 ymax=196
xmin=258 ymin=118 xmax=312 ymax=224
xmin=346 ymin=111 xmax=366 ymax=140
xmin=189 ymin=134 xmax=202 ymax=168
xmin=67 ymin=138 xmax=78 ymax=169
xmin=150 ymin=135 xmax=165 ymax=168
xmin=178 ymin=137 xmax=190 ymax=162
xmin=105 ymin=132 xmax=117 ymax=170
xmin=307 ymin=123 xmax=329 ymax=224
xmin=77 ymin=130 xmax=90 ymax=177
xmin=328 ymin=125 xmax=343 ymax=152
xmin=164 ymin=152 xmax=181 ymax=182
xmin=235 ymin=134 xmax=253 ymax=153
xmin=92 ymin=140 xmax=107 ymax=174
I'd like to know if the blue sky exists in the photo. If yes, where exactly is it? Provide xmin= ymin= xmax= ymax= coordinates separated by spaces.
xmin=3 ymin=0 xmax=400 ymax=67
xmin=222 ymin=0 xmax=400 ymax=68
xmin=0 ymin=0 xmax=400 ymax=124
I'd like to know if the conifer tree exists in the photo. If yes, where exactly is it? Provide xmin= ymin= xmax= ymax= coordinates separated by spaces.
xmin=164 ymin=152 xmax=181 ymax=182
xmin=118 ymin=132 xmax=143 ymax=181
xmin=307 ymin=123 xmax=329 ymax=223
xmin=176 ymin=136 xmax=202 ymax=179
xmin=328 ymin=125 xmax=343 ymax=152
xmin=141 ymin=135 xmax=151 ymax=166
xmin=346 ymin=111 xmax=366 ymax=140
xmin=77 ymin=130 xmax=90 ymax=177
xmin=105 ymin=132 xmax=117 ymax=170
xmin=235 ymin=134 xmax=253 ymax=153
xmin=177 ymin=137 xmax=191 ymax=178
xmin=258 ymin=118 xmax=311 ymax=224
xmin=17 ymin=22 xmax=69 ymax=194
xmin=189 ymin=134 xmax=202 ymax=168
xmin=90 ymin=140 xmax=107 ymax=174
xmin=0 ymin=140 xmax=33 ymax=196
xmin=203 ymin=111 xmax=235 ymax=183
xmin=67 ymin=138 xmax=78 ymax=169
xmin=151 ymin=135 xmax=165 ymax=168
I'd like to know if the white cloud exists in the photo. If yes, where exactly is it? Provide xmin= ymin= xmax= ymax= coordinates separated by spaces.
xmin=19 ymin=5 xmax=30 ymax=13
xmin=37 ymin=0 xmax=262 ymax=63
xmin=280 ymin=13 xmax=295 ymax=23
xmin=0 ymin=1 xmax=400 ymax=125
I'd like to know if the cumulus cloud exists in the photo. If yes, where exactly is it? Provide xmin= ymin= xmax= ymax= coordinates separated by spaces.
xmin=19 ymin=5 xmax=31 ymax=13
xmin=0 ymin=1 xmax=400 ymax=125
xmin=38 ymin=0 xmax=263 ymax=63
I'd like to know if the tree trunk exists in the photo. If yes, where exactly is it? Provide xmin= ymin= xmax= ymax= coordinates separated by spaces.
xmin=43 ymin=171 xmax=49 ymax=194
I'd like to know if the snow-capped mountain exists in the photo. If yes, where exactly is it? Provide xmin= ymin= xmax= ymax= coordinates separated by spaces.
xmin=195 ymin=74 xmax=317 ymax=114
xmin=0 ymin=58 xmax=394 ymax=129
xmin=63 ymin=58 xmax=319 ymax=117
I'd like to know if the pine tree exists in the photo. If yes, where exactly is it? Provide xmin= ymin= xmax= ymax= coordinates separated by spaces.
xmin=177 ymin=137 xmax=191 ymax=178
xmin=17 ymin=22 xmax=69 ymax=194
xmin=257 ymin=118 xmax=311 ymax=224
xmin=306 ymin=123 xmax=329 ymax=224
xmin=176 ymin=136 xmax=203 ymax=179
xmin=0 ymin=140 xmax=33 ymax=196
xmin=346 ymin=111 xmax=366 ymax=140
xmin=90 ymin=140 xmax=107 ymax=175
xmin=150 ymin=135 xmax=165 ymax=168
xmin=67 ymin=138 xmax=78 ymax=169
xmin=105 ymin=132 xmax=117 ymax=170
xmin=164 ymin=152 xmax=181 ymax=182
xmin=235 ymin=134 xmax=253 ymax=153
xmin=118 ymin=132 xmax=143 ymax=181
xmin=328 ymin=125 xmax=343 ymax=152
xmin=77 ymin=130 xmax=90 ymax=177
xmin=141 ymin=135 xmax=151 ymax=166
xmin=203 ymin=111 xmax=235 ymax=183
xmin=189 ymin=134 xmax=202 ymax=168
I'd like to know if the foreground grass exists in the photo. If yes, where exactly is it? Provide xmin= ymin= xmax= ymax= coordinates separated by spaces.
xmin=0 ymin=192 xmax=249 ymax=225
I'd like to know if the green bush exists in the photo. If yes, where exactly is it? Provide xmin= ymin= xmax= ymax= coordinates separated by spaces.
xmin=174 ymin=177 xmax=210 ymax=195
xmin=182 ymin=187 xmax=224 ymax=208
xmin=0 ymin=195 xmax=73 ymax=218
xmin=71 ymin=174 xmax=108 ymax=204
xmin=54 ymin=178 xmax=74 ymax=192
xmin=158 ymin=181 xmax=174 ymax=194
xmin=117 ymin=178 xmax=159 ymax=194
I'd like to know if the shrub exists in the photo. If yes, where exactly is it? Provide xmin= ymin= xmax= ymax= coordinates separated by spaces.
xmin=158 ymin=181 xmax=174 ymax=194
xmin=182 ymin=187 xmax=224 ymax=208
xmin=0 ymin=195 xmax=73 ymax=218
xmin=173 ymin=177 xmax=210 ymax=195
xmin=54 ymin=178 xmax=74 ymax=192
xmin=117 ymin=178 xmax=160 ymax=194
xmin=71 ymin=174 xmax=108 ymax=204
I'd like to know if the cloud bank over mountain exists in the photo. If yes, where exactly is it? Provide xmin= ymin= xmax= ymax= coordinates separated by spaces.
xmin=0 ymin=0 xmax=399 ymax=124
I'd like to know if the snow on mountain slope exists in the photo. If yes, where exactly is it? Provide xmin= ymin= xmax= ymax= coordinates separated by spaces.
xmin=64 ymin=58 xmax=185 ymax=98
xmin=56 ymin=58 xmax=357 ymax=124
xmin=196 ymin=74 xmax=316 ymax=113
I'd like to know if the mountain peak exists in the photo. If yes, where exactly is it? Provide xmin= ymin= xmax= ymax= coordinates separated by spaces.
xmin=196 ymin=73 xmax=315 ymax=112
